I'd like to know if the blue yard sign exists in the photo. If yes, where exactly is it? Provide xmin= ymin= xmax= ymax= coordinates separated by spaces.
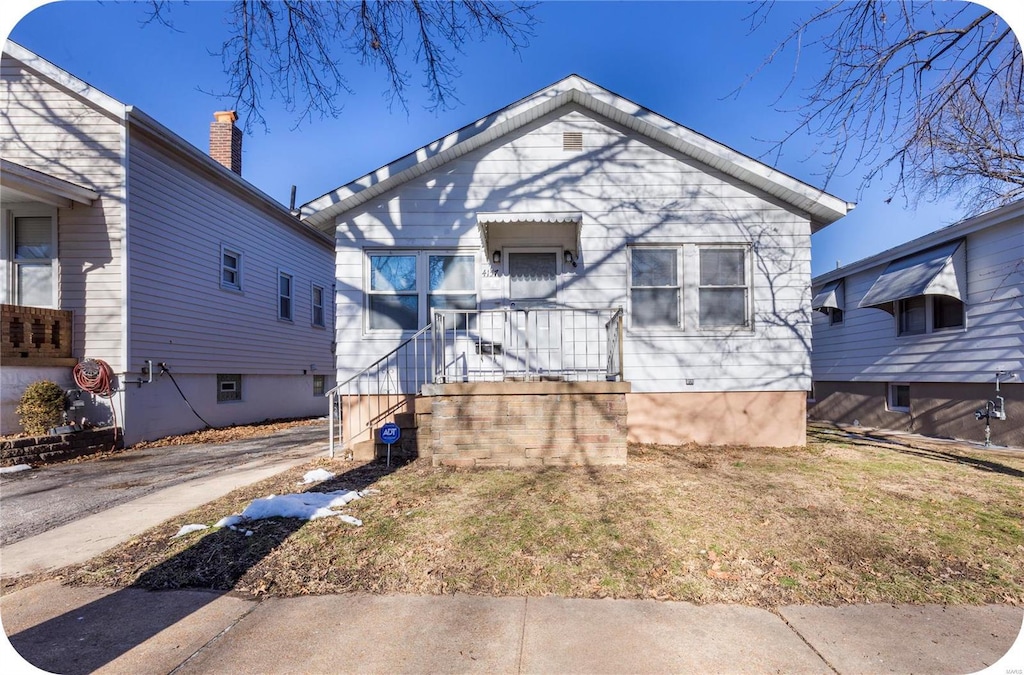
xmin=380 ymin=422 xmax=401 ymax=466
xmin=379 ymin=422 xmax=401 ymax=444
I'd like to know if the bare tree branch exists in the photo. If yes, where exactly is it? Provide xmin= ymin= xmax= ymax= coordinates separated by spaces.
xmin=147 ymin=0 xmax=536 ymax=131
xmin=748 ymin=0 xmax=1023 ymax=212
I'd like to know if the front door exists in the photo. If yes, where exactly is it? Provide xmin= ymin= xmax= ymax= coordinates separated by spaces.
xmin=506 ymin=251 xmax=561 ymax=377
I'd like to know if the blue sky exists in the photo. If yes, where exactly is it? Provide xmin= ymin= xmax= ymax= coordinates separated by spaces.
xmin=4 ymin=1 xmax=1022 ymax=277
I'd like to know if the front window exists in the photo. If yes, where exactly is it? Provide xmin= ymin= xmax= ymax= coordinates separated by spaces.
xmin=698 ymin=247 xmax=748 ymax=328
xmin=366 ymin=251 xmax=477 ymax=332
xmin=630 ymin=248 xmax=679 ymax=328
xmin=278 ymin=271 xmax=293 ymax=321
xmin=12 ymin=214 xmax=55 ymax=307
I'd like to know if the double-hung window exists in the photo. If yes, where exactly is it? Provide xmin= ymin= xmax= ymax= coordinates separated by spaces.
xmin=630 ymin=248 xmax=680 ymax=328
xmin=629 ymin=244 xmax=751 ymax=331
xmin=278 ymin=271 xmax=293 ymax=321
xmin=367 ymin=251 xmax=477 ymax=332
xmin=221 ymin=245 xmax=242 ymax=291
xmin=311 ymin=284 xmax=326 ymax=327
xmin=698 ymin=247 xmax=749 ymax=328
xmin=11 ymin=213 xmax=56 ymax=307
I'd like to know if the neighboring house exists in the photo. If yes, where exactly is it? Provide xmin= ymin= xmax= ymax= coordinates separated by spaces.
xmin=1 ymin=42 xmax=334 ymax=444
xmin=809 ymin=201 xmax=1024 ymax=447
xmin=302 ymin=74 xmax=851 ymax=463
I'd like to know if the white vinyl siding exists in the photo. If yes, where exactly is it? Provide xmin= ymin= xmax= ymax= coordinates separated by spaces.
xmin=811 ymin=218 xmax=1024 ymax=384
xmin=332 ymin=108 xmax=813 ymax=393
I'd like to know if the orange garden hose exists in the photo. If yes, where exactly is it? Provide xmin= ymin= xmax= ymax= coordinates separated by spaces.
xmin=73 ymin=359 xmax=119 ymax=444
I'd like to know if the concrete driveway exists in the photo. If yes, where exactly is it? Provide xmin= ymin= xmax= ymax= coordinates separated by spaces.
xmin=0 ymin=423 xmax=327 ymax=547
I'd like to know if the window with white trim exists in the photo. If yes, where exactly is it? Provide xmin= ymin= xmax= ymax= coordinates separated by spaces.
xmin=311 ymin=284 xmax=325 ymax=327
xmin=366 ymin=251 xmax=477 ymax=332
xmin=698 ymin=246 xmax=749 ymax=328
xmin=10 ymin=213 xmax=56 ymax=307
xmin=897 ymin=295 xmax=964 ymax=336
xmin=887 ymin=383 xmax=910 ymax=413
xmin=630 ymin=248 xmax=680 ymax=328
xmin=278 ymin=271 xmax=293 ymax=321
xmin=221 ymin=245 xmax=242 ymax=291
xmin=628 ymin=244 xmax=751 ymax=331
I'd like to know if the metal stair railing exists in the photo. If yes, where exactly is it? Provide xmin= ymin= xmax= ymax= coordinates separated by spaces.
xmin=325 ymin=324 xmax=434 ymax=459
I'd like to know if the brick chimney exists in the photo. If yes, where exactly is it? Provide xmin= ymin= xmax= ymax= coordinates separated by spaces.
xmin=210 ymin=110 xmax=242 ymax=175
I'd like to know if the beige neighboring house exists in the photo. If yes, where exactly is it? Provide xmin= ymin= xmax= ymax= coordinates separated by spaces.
xmin=1 ymin=42 xmax=334 ymax=444
xmin=810 ymin=201 xmax=1023 ymax=448
xmin=302 ymin=74 xmax=852 ymax=463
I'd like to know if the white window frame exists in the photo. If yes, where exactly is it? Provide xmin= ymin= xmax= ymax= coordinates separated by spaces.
xmin=364 ymin=249 xmax=478 ymax=335
xmin=4 ymin=207 xmax=58 ymax=308
xmin=311 ymin=283 xmax=326 ymax=328
xmin=628 ymin=246 xmax=681 ymax=330
xmin=220 ymin=244 xmax=243 ymax=291
xmin=887 ymin=383 xmax=910 ymax=413
xmin=896 ymin=295 xmax=966 ymax=337
xmin=696 ymin=245 xmax=752 ymax=331
xmin=627 ymin=243 xmax=753 ymax=334
xmin=278 ymin=270 xmax=294 ymax=322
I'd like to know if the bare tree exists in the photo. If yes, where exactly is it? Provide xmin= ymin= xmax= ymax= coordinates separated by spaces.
xmin=147 ymin=1 xmax=537 ymax=129
xmin=749 ymin=1 xmax=1023 ymax=211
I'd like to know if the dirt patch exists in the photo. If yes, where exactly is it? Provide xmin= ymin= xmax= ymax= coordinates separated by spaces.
xmin=22 ymin=423 xmax=1024 ymax=607
xmin=127 ymin=417 xmax=325 ymax=450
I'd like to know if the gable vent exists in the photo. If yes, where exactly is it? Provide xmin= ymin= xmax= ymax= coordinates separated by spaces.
xmin=562 ymin=131 xmax=583 ymax=151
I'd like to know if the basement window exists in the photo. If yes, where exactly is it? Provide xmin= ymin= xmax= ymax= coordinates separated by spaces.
xmin=887 ymin=383 xmax=910 ymax=413
xmin=313 ymin=374 xmax=326 ymax=396
xmin=217 ymin=374 xmax=242 ymax=402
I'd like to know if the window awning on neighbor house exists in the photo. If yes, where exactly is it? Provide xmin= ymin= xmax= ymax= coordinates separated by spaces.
xmin=858 ymin=240 xmax=966 ymax=313
xmin=811 ymin=279 xmax=845 ymax=312
xmin=477 ymin=212 xmax=583 ymax=256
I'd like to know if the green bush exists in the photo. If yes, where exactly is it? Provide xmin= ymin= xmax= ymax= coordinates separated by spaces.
xmin=16 ymin=380 xmax=67 ymax=435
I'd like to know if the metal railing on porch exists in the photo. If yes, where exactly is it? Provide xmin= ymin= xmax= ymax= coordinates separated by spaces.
xmin=326 ymin=306 xmax=623 ymax=458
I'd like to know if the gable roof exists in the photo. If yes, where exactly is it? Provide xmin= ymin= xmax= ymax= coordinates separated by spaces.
xmin=300 ymin=74 xmax=853 ymax=232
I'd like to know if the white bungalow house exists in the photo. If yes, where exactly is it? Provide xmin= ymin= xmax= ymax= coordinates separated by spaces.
xmin=1 ymin=42 xmax=334 ymax=444
xmin=809 ymin=201 xmax=1023 ymax=448
xmin=302 ymin=75 xmax=852 ymax=465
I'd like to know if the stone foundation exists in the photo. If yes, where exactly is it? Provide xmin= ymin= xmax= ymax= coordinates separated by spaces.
xmin=1 ymin=427 xmax=122 ymax=466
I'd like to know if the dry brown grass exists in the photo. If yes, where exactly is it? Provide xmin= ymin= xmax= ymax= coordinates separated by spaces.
xmin=50 ymin=424 xmax=1024 ymax=607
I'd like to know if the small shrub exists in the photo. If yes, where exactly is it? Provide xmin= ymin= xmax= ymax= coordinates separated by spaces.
xmin=17 ymin=380 xmax=67 ymax=435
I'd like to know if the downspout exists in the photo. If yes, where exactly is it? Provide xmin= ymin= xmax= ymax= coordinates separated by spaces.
xmin=119 ymin=106 xmax=132 ymax=441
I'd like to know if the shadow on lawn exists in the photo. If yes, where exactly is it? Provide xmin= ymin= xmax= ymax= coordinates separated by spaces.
xmin=6 ymin=460 xmax=400 ymax=675
xmin=815 ymin=426 xmax=1024 ymax=479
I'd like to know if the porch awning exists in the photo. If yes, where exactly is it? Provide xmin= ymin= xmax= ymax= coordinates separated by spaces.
xmin=858 ymin=240 xmax=966 ymax=313
xmin=1 ymin=159 xmax=98 ymax=209
xmin=477 ymin=212 xmax=583 ymax=255
xmin=811 ymin=279 xmax=844 ymax=312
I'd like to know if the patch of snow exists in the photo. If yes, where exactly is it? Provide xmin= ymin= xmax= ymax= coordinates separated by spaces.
xmin=171 ymin=524 xmax=209 ymax=539
xmin=0 ymin=464 xmax=32 ymax=474
xmin=300 ymin=468 xmax=335 ymax=484
xmin=241 ymin=489 xmax=363 ymax=521
xmin=215 ymin=515 xmax=244 ymax=529
xmin=339 ymin=515 xmax=362 ymax=527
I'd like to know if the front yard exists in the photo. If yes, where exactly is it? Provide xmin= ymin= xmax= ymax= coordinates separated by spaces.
xmin=48 ymin=424 xmax=1024 ymax=607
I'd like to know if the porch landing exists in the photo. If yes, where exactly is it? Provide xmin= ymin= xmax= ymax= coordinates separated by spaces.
xmin=419 ymin=381 xmax=630 ymax=467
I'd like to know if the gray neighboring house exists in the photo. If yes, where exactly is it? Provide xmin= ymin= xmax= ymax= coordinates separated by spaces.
xmin=809 ymin=200 xmax=1023 ymax=447
xmin=1 ymin=41 xmax=335 ymax=443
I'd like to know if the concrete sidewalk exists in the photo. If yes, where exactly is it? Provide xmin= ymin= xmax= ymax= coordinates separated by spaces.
xmin=2 ymin=580 xmax=1022 ymax=674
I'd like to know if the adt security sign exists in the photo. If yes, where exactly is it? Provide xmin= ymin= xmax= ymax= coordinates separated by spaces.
xmin=379 ymin=422 xmax=401 ymax=466
xmin=379 ymin=422 xmax=401 ymax=444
